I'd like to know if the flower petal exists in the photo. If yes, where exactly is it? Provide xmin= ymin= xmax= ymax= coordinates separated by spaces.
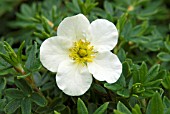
xmin=40 ymin=36 xmax=71 ymax=72
xmin=57 ymin=14 xmax=90 ymax=41
xmin=88 ymin=19 xmax=118 ymax=51
xmin=88 ymin=51 xmax=122 ymax=83
xmin=56 ymin=60 xmax=92 ymax=96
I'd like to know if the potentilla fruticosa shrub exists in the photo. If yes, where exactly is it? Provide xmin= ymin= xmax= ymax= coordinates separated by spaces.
xmin=0 ymin=0 xmax=170 ymax=114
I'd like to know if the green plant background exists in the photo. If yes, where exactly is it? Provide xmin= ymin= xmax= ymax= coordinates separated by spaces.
xmin=0 ymin=0 xmax=170 ymax=114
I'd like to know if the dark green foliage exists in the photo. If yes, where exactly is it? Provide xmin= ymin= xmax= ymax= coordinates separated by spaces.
xmin=31 ymin=92 xmax=47 ymax=107
xmin=93 ymin=102 xmax=109 ymax=114
xmin=0 ymin=0 xmax=170 ymax=114
xmin=77 ymin=98 xmax=88 ymax=114
xmin=4 ymin=99 xmax=21 ymax=114
xmin=146 ymin=92 xmax=164 ymax=114
xmin=21 ymin=98 xmax=31 ymax=114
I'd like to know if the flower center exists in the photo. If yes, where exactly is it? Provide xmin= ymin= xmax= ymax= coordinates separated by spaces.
xmin=69 ymin=39 xmax=96 ymax=65
xmin=78 ymin=49 xmax=87 ymax=57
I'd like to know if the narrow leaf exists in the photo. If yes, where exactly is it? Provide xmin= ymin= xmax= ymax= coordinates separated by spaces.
xmin=157 ymin=52 xmax=170 ymax=61
xmin=17 ymin=41 xmax=25 ymax=63
xmin=139 ymin=62 xmax=148 ymax=83
xmin=162 ymin=75 xmax=170 ymax=89
xmin=17 ymin=73 xmax=31 ymax=79
xmin=21 ymin=98 xmax=31 ymax=114
xmin=117 ymin=48 xmax=126 ymax=62
xmin=31 ymin=92 xmax=47 ymax=107
xmin=14 ymin=78 xmax=32 ymax=95
xmin=104 ymin=83 xmax=123 ymax=92
xmin=5 ymin=99 xmax=21 ymax=114
xmin=93 ymin=102 xmax=109 ymax=114
xmin=165 ymin=42 xmax=170 ymax=52
xmin=93 ymin=83 xmax=107 ymax=94
xmin=0 ymin=78 xmax=6 ymax=91
xmin=5 ymin=88 xmax=24 ymax=99
xmin=163 ymin=96 xmax=170 ymax=108
xmin=117 ymin=101 xmax=131 ymax=114
xmin=114 ymin=110 xmax=124 ymax=114
xmin=146 ymin=92 xmax=163 ymax=114
xmin=0 ymin=52 xmax=15 ymax=66
xmin=144 ymin=79 xmax=162 ymax=87
xmin=25 ymin=42 xmax=41 ymax=71
xmin=132 ymin=104 xmax=142 ymax=114
xmin=77 ymin=98 xmax=88 ymax=114
xmin=145 ymin=64 xmax=160 ymax=82
xmin=25 ymin=42 xmax=37 ymax=70
xmin=3 ymin=41 xmax=16 ymax=55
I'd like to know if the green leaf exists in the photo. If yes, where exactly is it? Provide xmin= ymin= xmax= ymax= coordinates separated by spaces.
xmin=142 ymin=90 xmax=155 ymax=98
xmin=122 ymin=61 xmax=130 ymax=77
xmin=130 ymin=21 xmax=148 ymax=37
xmin=156 ymin=70 xmax=167 ymax=80
xmin=54 ymin=105 xmax=66 ymax=112
xmin=162 ymin=75 xmax=170 ymax=89
xmin=117 ymin=48 xmax=126 ymax=62
xmin=93 ymin=102 xmax=109 ymax=114
xmin=145 ymin=64 xmax=160 ymax=82
xmin=77 ymin=98 xmax=88 ymax=114
xmin=42 ymin=16 xmax=51 ymax=32
xmin=20 ymin=4 xmax=33 ymax=17
xmin=116 ymin=13 xmax=128 ymax=33
xmin=21 ymin=98 xmax=31 ymax=114
xmin=132 ymin=104 xmax=142 ymax=114
xmin=146 ymin=92 xmax=163 ymax=114
xmin=25 ymin=42 xmax=41 ymax=71
xmin=163 ymin=96 xmax=170 ymax=108
xmin=114 ymin=110 xmax=124 ymax=114
xmin=132 ymin=67 xmax=140 ymax=83
xmin=117 ymin=102 xmax=131 ymax=114
xmin=104 ymin=83 xmax=123 ymax=92
xmin=104 ymin=1 xmax=113 ymax=14
xmin=41 ymin=81 xmax=55 ymax=91
xmin=25 ymin=42 xmax=37 ymax=70
xmin=14 ymin=78 xmax=32 ymax=95
xmin=54 ymin=110 xmax=61 ymax=114
xmin=93 ymin=83 xmax=107 ymax=94
xmin=0 ymin=66 xmax=13 ymax=76
xmin=117 ymin=89 xmax=130 ymax=98
xmin=105 ymin=74 xmax=126 ymax=90
xmin=48 ymin=96 xmax=63 ymax=109
xmin=157 ymin=52 xmax=170 ymax=61
xmin=17 ymin=73 xmax=31 ymax=79
xmin=139 ymin=62 xmax=148 ymax=83
xmin=165 ymin=108 xmax=170 ymax=114
xmin=31 ymin=92 xmax=47 ymax=107
xmin=0 ymin=99 xmax=6 ymax=111
xmin=0 ymin=78 xmax=6 ymax=92
xmin=5 ymin=88 xmax=24 ymax=99
xmin=144 ymin=79 xmax=162 ymax=87
xmin=0 ymin=52 xmax=15 ymax=66
xmin=5 ymin=99 xmax=21 ymax=114
xmin=17 ymin=41 xmax=25 ymax=63
xmin=165 ymin=42 xmax=170 ymax=52
xmin=3 ymin=41 xmax=16 ymax=56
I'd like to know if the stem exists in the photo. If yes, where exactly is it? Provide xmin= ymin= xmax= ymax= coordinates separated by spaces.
xmin=14 ymin=65 xmax=44 ymax=96
xmin=141 ymin=98 xmax=146 ymax=113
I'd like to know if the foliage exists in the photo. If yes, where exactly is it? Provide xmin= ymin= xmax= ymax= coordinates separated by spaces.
xmin=0 ymin=0 xmax=170 ymax=114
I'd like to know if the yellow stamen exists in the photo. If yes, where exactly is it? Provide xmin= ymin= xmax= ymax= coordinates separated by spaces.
xmin=69 ymin=39 xmax=96 ymax=65
xmin=78 ymin=49 xmax=87 ymax=57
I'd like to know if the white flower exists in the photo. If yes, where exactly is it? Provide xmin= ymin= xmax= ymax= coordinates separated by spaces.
xmin=40 ymin=14 xmax=122 ymax=96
